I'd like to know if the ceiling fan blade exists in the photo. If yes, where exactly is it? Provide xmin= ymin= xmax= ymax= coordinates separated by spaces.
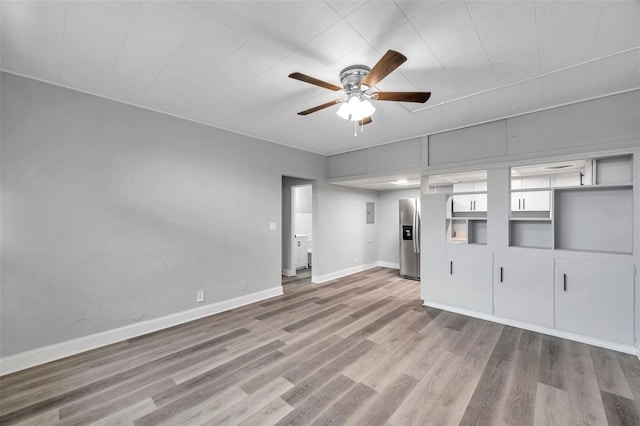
xmin=297 ymin=99 xmax=341 ymax=115
xmin=373 ymin=91 xmax=431 ymax=103
xmin=289 ymin=72 xmax=342 ymax=92
xmin=358 ymin=116 xmax=373 ymax=126
xmin=359 ymin=50 xmax=407 ymax=89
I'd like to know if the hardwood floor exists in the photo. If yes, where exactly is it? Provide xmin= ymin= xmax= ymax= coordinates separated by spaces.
xmin=1 ymin=267 xmax=638 ymax=425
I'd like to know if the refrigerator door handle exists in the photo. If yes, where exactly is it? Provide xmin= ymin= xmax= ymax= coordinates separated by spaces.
xmin=415 ymin=200 xmax=420 ymax=254
xmin=412 ymin=206 xmax=417 ymax=254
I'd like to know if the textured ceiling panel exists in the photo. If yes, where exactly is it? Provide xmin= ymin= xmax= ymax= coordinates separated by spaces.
xmin=1 ymin=0 xmax=639 ymax=155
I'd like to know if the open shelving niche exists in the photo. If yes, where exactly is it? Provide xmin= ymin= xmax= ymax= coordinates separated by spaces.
xmin=508 ymin=155 xmax=633 ymax=254
xmin=444 ymin=173 xmax=488 ymax=246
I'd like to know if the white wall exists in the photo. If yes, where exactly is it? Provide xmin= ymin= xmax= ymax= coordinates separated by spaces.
xmin=294 ymin=185 xmax=312 ymax=239
xmin=1 ymin=73 xmax=372 ymax=359
xmin=377 ymin=188 xmax=421 ymax=267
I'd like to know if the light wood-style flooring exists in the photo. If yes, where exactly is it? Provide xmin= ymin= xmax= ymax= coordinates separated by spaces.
xmin=1 ymin=267 xmax=639 ymax=425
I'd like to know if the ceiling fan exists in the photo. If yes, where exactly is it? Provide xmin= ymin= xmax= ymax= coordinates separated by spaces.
xmin=288 ymin=50 xmax=431 ymax=131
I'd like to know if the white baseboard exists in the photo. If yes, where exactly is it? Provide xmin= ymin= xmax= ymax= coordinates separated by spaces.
xmin=423 ymin=301 xmax=640 ymax=356
xmin=376 ymin=261 xmax=399 ymax=269
xmin=312 ymin=263 xmax=378 ymax=284
xmin=312 ymin=261 xmax=400 ymax=284
xmin=0 ymin=286 xmax=283 ymax=376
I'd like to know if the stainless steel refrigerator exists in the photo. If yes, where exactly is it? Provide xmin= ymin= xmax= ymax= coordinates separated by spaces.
xmin=399 ymin=198 xmax=421 ymax=280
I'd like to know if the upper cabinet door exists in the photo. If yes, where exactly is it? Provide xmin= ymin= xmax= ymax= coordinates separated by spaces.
xmin=521 ymin=190 xmax=551 ymax=211
xmin=473 ymin=193 xmax=487 ymax=212
xmin=555 ymin=259 xmax=635 ymax=345
xmin=452 ymin=194 xmax=474 ymax=213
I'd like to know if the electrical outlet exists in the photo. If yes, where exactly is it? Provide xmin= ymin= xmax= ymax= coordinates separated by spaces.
xmin=354 ymin=257 xmax=358 ymax=263
xmin=241 ymin=281 xmax=249 ymax=292
xmin=196 ymin=290 xmax=205 ymax=303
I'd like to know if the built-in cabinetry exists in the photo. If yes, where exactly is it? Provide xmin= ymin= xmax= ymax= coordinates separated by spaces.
xmin=435 ymin=171 xmax=488 ymax=245
xmin=422 ymin=153 xmax=637 ymax=352
xmin=509 ymin=155 xmax=633 ymax=254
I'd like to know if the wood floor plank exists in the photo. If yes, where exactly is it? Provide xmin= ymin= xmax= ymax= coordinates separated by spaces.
xmin=590 ymin=346 xmax=634 ymax=399
xmin=204 ymin=377 xmax=293 ymax=425
xmin=533 ymin=382 xmax=571 ymax=426
xmin=348 ymin=374 xmax=418 ymax=426
xmin=563 ymin=340 xmax=609 ymax=425
xmin=388 ymin=350 xmax=463 ymax=426
xmin=89 ymin=398 xmax=156 ymax=426
xmin=281 ymin=304 xmax=348 ymax=333
xmin=361 ymin=311 xmax=457 ymax=392
xmin=600 ymin=390 xmax=640 ymax=426
xmin=281 ymin=340 xmax=375 ymax=407
xmin=309 ymin=382 xmax=376 ymax=425
xmin=274 ymin=375 xmax=355 ymax=426
xmin=616 ymin=352 xmax=640 ymax=402
xmin=62 ymin=377 xmax=176 ymax=425
xmin=137 ymin=350 xmax=284 ymax=425
xmin=458 ymin=326 xmax=522 ymax=425
xmin=406 ymin=306 xmax=442 ymax=333
xmin=11 ymin=409 xmax=59 ymax=426
xmin=237 ymin=398 xmax=292 ymax=426
xmin=538 ymin=335 xmax=568 ymax=392
xmin=2 ymin=269 xmax=637 ymax=426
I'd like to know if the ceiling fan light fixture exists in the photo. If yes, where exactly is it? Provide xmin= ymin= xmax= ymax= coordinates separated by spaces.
xmin=336 ymin=96 xmax=376 ymax=121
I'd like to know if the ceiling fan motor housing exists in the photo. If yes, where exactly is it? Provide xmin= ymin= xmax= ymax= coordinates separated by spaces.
xmin=339 ymin=65 xmax=371 ymax=91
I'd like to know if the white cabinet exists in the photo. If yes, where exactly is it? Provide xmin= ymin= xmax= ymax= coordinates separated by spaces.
xmin=511 ymin=176 xmax=550 ymax=212
xmin=451 ymin=180 xmax=487 ymax=213
xmin=494 ymin=254 xmax=554 ymax=327
xmin=510 ymin=190 xmax=550 ymax=212
xmin=555 ymin=259 xmax=635 ymax=345
xmin=432 ymin=245 xmax=493 ymax=313
xmin=553 ymin=172 xmax=582 ymax=187
xmin=295 ymin=235 xmax=308 ymax=269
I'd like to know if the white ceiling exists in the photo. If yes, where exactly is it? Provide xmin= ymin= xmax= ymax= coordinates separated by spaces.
xmin=2 ymin=1 xmax=639 ymax=156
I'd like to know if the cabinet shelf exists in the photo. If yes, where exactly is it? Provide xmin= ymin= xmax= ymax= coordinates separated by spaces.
xmin=553 ymin=183 xmax=632 ymax=191
xmin=554 ymin=186 xmax=632 ymax=254
xmin=446 ymin=218 xmax=487 ymax=245
xmin=509 ymin=217 xmax=552 ymax=222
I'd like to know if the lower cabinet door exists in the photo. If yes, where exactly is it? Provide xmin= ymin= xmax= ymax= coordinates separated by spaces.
xmin=446 ymin=245 xmax=493 ymax=314
xmin=494 ymin=253 xmax=554 ymax=328
xmin=555 ymin=259 xmax=635 ymax=345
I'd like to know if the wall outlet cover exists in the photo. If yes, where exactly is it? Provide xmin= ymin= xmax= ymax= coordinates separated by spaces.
xmin=196 ymin=290 xmax=205 ymax=302
xmin=269 ymin=222 xmax=277 ymax=231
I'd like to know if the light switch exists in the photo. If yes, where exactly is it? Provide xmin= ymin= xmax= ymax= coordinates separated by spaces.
xmin=269 ymin=222 xmax=277 ymax=231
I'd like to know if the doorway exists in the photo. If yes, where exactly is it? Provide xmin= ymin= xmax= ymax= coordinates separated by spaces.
xmin=282 ymin=177 xmax=314 ymax=283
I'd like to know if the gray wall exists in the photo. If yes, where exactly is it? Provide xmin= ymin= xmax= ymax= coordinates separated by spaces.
xmin=314 ymin=182 xmax=378 ymax=277
xmin=1 ymin=73 xmax=335 ymax=356
xmin=377 ymin=188 xmax=421 ymax=266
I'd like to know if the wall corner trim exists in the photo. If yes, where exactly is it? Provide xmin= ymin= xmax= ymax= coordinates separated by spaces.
xmin=0 ymin=286 xmax=283 ymax=376
xmin=376 ymin=261 xmax=400 ymax=269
